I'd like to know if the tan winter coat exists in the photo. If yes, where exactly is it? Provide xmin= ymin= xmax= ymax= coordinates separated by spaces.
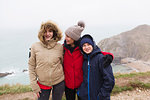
xmin=28 ymin=21 xmax=64 ymax=93
xmin=28 ymin=40 xmax=64 ymax=93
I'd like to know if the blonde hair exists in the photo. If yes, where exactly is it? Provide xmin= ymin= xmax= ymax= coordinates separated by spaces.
xmin=38 ymin=20 xmax=62 ymax=44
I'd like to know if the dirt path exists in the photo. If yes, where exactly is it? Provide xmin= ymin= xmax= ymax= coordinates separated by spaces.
xmin=0 ymin=89 xmax=150 ymax=100
xmin=0 ymin=92 xmax=37 ymax=100
xmin=115 ymin=74 xmax=150 ymax=87
xmin=111 ymin=88 xmax=150 ymax=100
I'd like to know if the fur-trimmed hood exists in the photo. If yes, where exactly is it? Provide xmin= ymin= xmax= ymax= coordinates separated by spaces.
xmin=38 ymin=20 xmax=62 ymax=43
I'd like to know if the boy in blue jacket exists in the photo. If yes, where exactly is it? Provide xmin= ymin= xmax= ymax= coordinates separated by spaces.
xmin=77 ymin=34 xmax=115 ymax=100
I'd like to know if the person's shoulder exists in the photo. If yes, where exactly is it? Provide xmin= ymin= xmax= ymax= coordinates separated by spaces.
xmin=55 ymin=42 xmax=63 ymax=49
xmin=56 ymin=42 xmax=62 ymax=46
xmin=31 ymin=42 xmax=41 ymax=47
xmin=56 ymin=42 xmax=62 ymax=47
xmin=97 ymin=53 xmax=104 ymax=62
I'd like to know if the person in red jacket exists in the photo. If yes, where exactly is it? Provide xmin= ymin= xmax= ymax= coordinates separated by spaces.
xmin=63 ymin=21 xmax=114 ymax=100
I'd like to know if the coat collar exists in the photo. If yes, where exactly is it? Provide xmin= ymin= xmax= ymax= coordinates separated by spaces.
xmin=40 ymin=39 xmax=57 ymax=49
xmin=63 ymin=40 xmax=80 ymax=52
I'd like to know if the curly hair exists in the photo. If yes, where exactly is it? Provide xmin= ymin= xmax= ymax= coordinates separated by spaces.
xmin=38 ymin=20 xmax=62 ymax=44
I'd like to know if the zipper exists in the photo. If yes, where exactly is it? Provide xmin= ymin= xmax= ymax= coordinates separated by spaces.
xmin=88 ymin=55 xmax=90 ymax=100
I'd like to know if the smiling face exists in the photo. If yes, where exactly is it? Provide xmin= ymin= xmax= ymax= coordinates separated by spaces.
xmin=65 ymin=34 xmax=75 ymax=47
xmin=82 ymin=43 xmax=93 ymax=54
xmin=44 ymin=29 xmax=53 ymax=41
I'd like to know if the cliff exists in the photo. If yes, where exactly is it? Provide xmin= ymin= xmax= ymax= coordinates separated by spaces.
xmin=98 ymin=24 xmax=150 ymax=62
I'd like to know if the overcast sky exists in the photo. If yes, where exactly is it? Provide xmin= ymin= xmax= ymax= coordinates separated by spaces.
xmin=0 ymin=0 xmax=150 ymax=41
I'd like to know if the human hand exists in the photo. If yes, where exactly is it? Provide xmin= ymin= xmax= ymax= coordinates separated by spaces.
xmin=36 ymin=91 xmax=41 ymax=98
xmin=103 ymin=54 xmax=113 ymax=68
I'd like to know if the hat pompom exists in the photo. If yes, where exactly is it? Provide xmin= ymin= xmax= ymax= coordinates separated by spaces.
xmin=78 ymin=21 xmax=85 ymax=28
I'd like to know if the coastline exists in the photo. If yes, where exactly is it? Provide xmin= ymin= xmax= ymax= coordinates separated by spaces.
xmin=121 ymin=58 xmax=150 ymax=72
xmin=1 ymin=58 xmax=150 ymax=86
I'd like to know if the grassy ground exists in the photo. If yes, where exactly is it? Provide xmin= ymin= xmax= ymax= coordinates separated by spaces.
xmin=114 ymin=71 xmax=150 ymax=78
xmin=0 ymin=71 xmax=150 ymax=99
xmin=0 ymin=84 xmax=32 ymax=95
xmin=112 ymin=71 xmax=150 ymax=95
xmin=112 ymin=81 xmax=150 ymax=95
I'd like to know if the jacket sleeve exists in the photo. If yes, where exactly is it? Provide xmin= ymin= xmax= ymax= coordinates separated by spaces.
xmin=98 ymin=56 xmax=115 ymax=100
xmin=28 ymin=44 xmax=40 ymax=93
xmin=101 ymin=51 xmax=114 ymax=59
xmin=60 ymin=44 xmax=64 ymax=64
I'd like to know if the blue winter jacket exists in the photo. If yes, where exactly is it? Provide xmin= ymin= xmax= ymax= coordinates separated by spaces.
xmin=77 ymin=46 xmax=115 ymax=100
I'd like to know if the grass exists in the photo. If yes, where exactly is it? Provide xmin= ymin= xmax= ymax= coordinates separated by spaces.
xmin=111 ymin=85 xmax=133 ymax=94
xmin=114 ymin=71 xmax=150 ymax=78
xmin=111 ymin=80 xmax=150 ymax=95
xmin=0 ymin=83 xmax=32 ymax=95
xmin=110 ymin=71 xmax=150 ymax=95
xmin=0 ymin=72 xmax=150 ymax=97
xmin=129 ymin=81 xmax=150 ymax=89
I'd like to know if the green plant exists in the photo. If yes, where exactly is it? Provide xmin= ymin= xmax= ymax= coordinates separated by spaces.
xmin=114 ymin=71 xmax=150 ymax=78
xmin=0 ymin=84 xmax=32 ymax=95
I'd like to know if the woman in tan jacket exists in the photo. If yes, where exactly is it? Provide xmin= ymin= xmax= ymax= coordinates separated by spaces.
xmin=28 ymin=20 xmax=64 ymax=100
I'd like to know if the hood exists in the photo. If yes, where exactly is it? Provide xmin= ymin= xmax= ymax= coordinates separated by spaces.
xmin=80 ymin=34 xmax=101 ymax=59
xmin=38 ymin=20 xmax=62 ymax=44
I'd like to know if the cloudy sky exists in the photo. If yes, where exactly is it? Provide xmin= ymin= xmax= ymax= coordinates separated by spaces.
xmin=0 ymin=0 xmax=150 ymax=42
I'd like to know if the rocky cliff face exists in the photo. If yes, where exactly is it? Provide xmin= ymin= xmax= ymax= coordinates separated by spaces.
xmin=98 ymin=24 xmax=150 ymax=62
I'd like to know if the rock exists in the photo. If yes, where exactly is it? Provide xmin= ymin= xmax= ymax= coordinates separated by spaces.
xmin=113 ymin=57 xmax=123 ymax=64
xmin=22 ymin=69 xmax=28 ymax=72
xmin=98 ymin=24 xmax=150 ymax=62
xmin=0 ymin=72 xmax=13 ymax=77
xmin=121 ymin=58 xmax=150 ymax=72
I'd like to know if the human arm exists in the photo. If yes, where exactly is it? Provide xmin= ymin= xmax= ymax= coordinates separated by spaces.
xmin=101 ymin=51 xmax=114 ymax=68
xmin=101 ymin=51 xmax=114 ymax=59
xmin=60 ymin=44 xmax=64 ymax=64
xmin=28 ymin=45 xmax=41 ymax=94
xmin=98 ymin=56 xmax=115 ymax=100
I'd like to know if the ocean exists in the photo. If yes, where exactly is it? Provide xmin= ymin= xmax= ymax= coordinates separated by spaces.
xmin=0 ymin=29 xmax=38 ymax=85
xmin=0 ymin=28 xmax=134 ymax=85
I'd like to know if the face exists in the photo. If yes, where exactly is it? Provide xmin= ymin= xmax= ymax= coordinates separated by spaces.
xmin=44 ymin=29 xmax=53 ymax=41
xmin=65 ymin=34 xmax=74 ymax=45
xmin=82 ymin=43 xmax=93 ymax=54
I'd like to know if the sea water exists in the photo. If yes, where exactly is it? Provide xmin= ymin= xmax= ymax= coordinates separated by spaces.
xmin=0 ymin=29 xmax=38 ymax=85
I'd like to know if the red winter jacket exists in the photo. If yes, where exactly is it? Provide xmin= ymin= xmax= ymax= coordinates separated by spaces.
xmin=63 ymin=45 xmax=114 ymax=89
xmin=64 ymin=46 xmax=83 ymax=89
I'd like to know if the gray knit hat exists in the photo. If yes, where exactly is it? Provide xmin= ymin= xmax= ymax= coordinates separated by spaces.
xmin=65 ymin=21 xmax=85 ymax=41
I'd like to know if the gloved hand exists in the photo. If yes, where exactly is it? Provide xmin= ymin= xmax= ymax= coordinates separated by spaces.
xmin=103 ymin=54 xmax=113 ymax=68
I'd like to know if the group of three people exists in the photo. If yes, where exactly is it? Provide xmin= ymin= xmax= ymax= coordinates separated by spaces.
xmin=28 ymin=20 xmax=115 ymax=100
